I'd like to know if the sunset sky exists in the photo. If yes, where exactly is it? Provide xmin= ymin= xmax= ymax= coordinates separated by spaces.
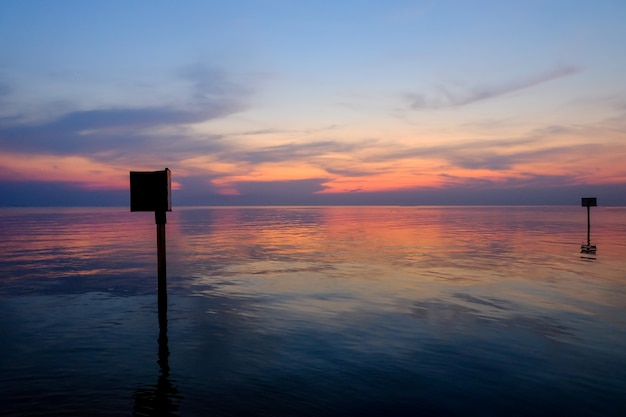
xmin=1 ymin=0 xmax=626 ymax=206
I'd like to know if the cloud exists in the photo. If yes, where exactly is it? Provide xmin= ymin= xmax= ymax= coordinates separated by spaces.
xmin=324 ymin=166 xmax=378 ymax=177
xmin=237 ymin=128 xmax=285 ymax=136
xmin=437 ymin=172 xmax=578 ymax=190
xmin=176 ymin=174 xmax=222 ymax=193
xmin=0 ymin=180 xmax=127 ymax=206
xmin=234 ymin=140 xmax=371 ymax=165
xmin=234 ymin=178 xmax=330 ymax=196
xmin=407 ymin=65 xmax=581 ymax=109
xmin=178 ymin=63 xmax=253 ymax=106
xmin=0 ymin=64 xmax=254 ymax=165
xmin=365 ymin=126 xmax=607 ymax=172
xmin=44 ymin=106 xmax=223 ymax=131
xmin=174 ymin=174 xmax=225 ymax=205
xmin=170 ymin=178 xmax=334 ymax=206
xmin=446 ymin=143 xmax=598 ymax=171
xmin=0 ymin=114 xmax=229 ymax=165
xmin=3 ymin=173 xmax=626 ymax=207
xmin=369 ymin=136 xmax=538 ymax=166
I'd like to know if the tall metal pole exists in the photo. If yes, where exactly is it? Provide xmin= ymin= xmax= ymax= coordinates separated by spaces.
xmin=133 ymin=210 xmax=178 ymax=416
xmin=587 ymin=205 xmax=591 ymax=246
xmin=156 ymin=211 xmax=167 ymax=326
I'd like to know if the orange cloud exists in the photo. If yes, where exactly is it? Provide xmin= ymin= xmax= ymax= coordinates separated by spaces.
xmin=0 ymin=152 xmax=127 ymax=189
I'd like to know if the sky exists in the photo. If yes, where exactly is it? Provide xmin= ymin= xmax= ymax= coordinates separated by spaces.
xmin=1 ymin=0 xmax=626 ymax=206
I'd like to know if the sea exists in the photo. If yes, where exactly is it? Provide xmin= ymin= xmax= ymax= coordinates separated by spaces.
xmin=0 ymin=206 xmax=625 ymax=416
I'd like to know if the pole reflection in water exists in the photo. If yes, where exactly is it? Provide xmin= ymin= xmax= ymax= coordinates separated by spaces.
xmin=133 ymin=303 xmax=182 ymax=416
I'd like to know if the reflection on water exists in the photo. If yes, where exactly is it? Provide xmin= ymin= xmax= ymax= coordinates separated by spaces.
xmin=1 ymin=206 xmax=626 ymax=416
xmin=133 ymin=305 xmax=182 ymax=417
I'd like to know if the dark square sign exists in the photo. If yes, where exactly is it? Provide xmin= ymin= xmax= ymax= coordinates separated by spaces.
xmin=130 ymin=168 xmax=172 ymax=212
xmin=581 ymin=197 xmax=597 ymax=207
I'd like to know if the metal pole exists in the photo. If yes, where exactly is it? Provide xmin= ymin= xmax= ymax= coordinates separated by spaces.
xmin=587 ymin=205 xmax=591 ymax=246
xmin=156 ymin=211 xmax=167 ymax=326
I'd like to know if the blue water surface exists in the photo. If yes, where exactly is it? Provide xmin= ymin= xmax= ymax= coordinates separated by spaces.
xmin=1 ymin=206 xmax=625 ymax=416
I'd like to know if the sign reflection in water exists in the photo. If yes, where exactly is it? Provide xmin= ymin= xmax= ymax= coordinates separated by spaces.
xmin=0 ymin=206 xmax=625 ymax=416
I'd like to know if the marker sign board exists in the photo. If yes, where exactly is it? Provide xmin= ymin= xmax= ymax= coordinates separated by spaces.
xmin=581 ymin=197 xmax=597 ymax=207
xmin=130 ymin=168 xmax=172 ymax=212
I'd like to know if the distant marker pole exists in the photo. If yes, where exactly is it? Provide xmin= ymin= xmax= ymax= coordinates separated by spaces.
xmin=581 ymin=197 xmax=597 ymax=254
xmin=130 ymin=168 xmax=172 ymax=322
xmin=587 ymin=205 xmax=591 ymax=245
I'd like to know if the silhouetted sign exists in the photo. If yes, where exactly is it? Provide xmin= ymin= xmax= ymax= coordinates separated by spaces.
xmin=130 ymin=168 xmax=172 ymax=212
xmin=581 ymin=197 xmax=597 ymax=207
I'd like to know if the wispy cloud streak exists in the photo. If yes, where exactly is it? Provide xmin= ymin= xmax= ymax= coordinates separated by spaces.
xmin=233 ymin=140 xmax=374 ymax=165
xmin=407 ymin=66 xmax=581 ymax=109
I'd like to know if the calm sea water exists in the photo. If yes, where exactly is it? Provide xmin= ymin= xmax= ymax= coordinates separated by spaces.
xmin=1 ymin=206 xmax=625 ymax=416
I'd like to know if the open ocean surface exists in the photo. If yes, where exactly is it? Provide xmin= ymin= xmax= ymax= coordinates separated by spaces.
xmin=1 ymin=206 xmax=625 ymax=416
